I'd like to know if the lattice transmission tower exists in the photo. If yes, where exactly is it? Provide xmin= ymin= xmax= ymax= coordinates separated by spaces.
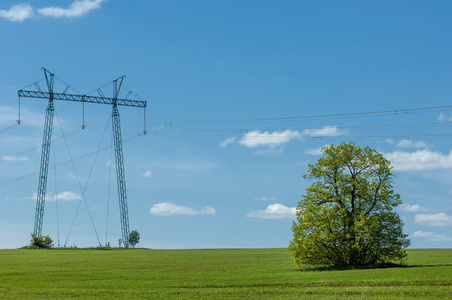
xmin=18 ymin=68 xmax=147 ymax=248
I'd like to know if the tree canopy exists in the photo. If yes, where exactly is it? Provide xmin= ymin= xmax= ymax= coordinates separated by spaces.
xmin=289 ymin=142 xmax=410 ymax=268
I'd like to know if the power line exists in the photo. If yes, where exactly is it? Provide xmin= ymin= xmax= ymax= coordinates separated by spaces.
xmin=154 ymin=121 xmax=452 ymax=133
xmin=146 ymin=132 xmax=452 ymax=141
xmin=140 ymin=59 xmax=452 ymax=80
xmin=2 ymin=120 xmax=451 ymax=186
xmin=0 ymin=128 xmax=83 ymax=164
xmin=3 ymin=104 xmax=451 ymax=186
xmin=68 ymin=106 xmax=452 ymax=137
xmin=55 ymin=26 xmax=452 ymax=71
xmin=149 ymin=105 xmax=452 ymax=127
xmin=0 ymin=124 xmax=19 ymax=136
xmin=0 ymin=133 xmax=144 ymax=186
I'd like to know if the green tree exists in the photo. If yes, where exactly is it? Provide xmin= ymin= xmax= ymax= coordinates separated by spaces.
xmin=289 ymin=142 xmax=410 ymax=268
xmin=129 ymin=230 xmax=140 ymax=248
xmin=30 ymin=233 xmax=53 ymax=249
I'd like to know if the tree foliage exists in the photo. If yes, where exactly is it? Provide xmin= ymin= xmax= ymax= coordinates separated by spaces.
xmin=129 ymin=230 xmax=140 ymax=248
xmin=30 ymin=233 xmax=53 ymax=249
xmin=289 ymin=142 xmax=410 ymax=268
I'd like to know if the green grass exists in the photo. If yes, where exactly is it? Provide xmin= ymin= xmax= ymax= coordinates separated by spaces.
xmin=0 ymin=248 xmax=450 ymax=299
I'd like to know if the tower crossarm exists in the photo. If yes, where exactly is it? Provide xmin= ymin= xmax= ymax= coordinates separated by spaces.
xmin=18 ymin=90 xmax=147 ymax=108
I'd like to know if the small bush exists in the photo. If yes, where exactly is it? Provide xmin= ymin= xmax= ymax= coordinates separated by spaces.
xmin=30 ymin=233 xmax=53 ymax=249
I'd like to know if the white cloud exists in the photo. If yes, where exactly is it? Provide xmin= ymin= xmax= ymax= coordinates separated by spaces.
xmin=149 ymin=202 xmax=216 ymax=216
xmin=256 ymin=197 xmax=279 ymax=202
xmin=412 ymin=231 xmax=452 ymax=242
xmin=385 ymin=149 xmax=452 ymax=171
xmin=239 ymin=130 xmax=302 ymax=148
xmin=396 ymin=139 xmax=427 ymax=149
xmin=305 ymin=147 xmax=323 ymax=156
xmin=68 ymin=172 xmax=87 ymax=182
xmin=255 ymin=147 xmax=284 ymax=155
xmin=31 ymin=191 xmax=82 ymax=202
xmin=143 ymin=170 xmax=153 ymax=178
xmin=0 ymin=105 xmax=41 ymax=126
xmin=53 ymin=191 xmax=82 ymax=201
xmin=415 ymin=213 xmax=452 ymax=226
xmin=1 ymin=135 xmax=34 ymax=145
xmin=0 ymin=0 xmax=106 ymax=22
xmin=438 ymin=112 xmax=452 ymax=123
xmin=399 ymin=204 xmax=428 ymax=213
xmin=302 ymin=125 xmax=346 ymax=137
xmin=236 ymin=126 xmax=346 ymax=151
xmin=247 ymin=203 xmax=297 ymax=220
xmin=220 ymin=137 xmax=236 ymax=147
xmin=170 ymin=160 xmax=219 ymax=172
xmin=2 ymin=155 xmax=28 ymax=161
xmin=38 ymin=0 xmax=106 ymax=18
xmin=0 ymin=3 xmax=34 ymax=22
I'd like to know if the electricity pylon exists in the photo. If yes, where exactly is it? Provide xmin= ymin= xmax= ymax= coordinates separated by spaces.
xmin=18 ymin=68 xmax=147 ymax=248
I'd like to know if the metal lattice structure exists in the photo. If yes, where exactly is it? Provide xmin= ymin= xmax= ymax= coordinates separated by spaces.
xmin=33 ymin=69 xmax=55 ymax=237
xmin=17 ymin=90 xmax=146 ymax=108
xmin=111 ymin=76 xmax=131 ymax=247
xmin=18 ymin=68 xmax=147 ymax=248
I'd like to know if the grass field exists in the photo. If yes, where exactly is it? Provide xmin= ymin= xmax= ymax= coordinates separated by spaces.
xmin=0 ymin=248 xmax=450 ymax=299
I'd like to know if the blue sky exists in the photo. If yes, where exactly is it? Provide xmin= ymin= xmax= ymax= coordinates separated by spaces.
xmin=1 ymin=0 xmax=451 ymax=249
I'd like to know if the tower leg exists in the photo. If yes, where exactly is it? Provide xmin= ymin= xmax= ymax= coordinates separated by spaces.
xmin=34 ymin=100 xmax=54 ymax=237
xmin=112 ymin=105 xmax=130 ymax=247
